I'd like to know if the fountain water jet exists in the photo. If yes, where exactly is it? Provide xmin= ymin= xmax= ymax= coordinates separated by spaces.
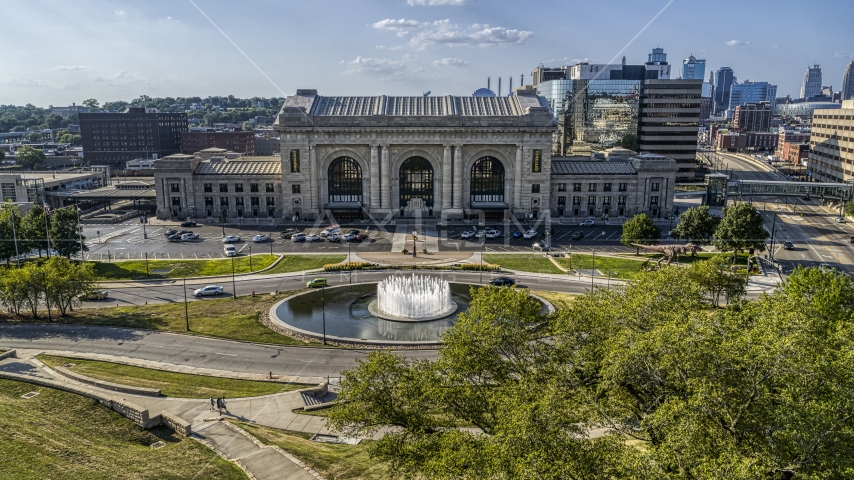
xmin=368 ymin=274 xmax=457 ymax=322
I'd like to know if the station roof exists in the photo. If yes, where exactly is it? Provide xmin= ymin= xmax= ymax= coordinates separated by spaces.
xmin=195 ymin=158 xmax=281 ymax=176
xmin=550 ymin=160 xmax=636 ymax=176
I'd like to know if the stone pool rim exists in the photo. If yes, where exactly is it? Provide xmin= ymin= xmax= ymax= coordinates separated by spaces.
xmin=268 ymin=281 xmax=555 ymax=347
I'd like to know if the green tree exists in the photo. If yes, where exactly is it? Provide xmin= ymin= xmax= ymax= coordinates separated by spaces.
xmin=20 ymin=204 xmax=49 ymax=257
xmin=0 ymin=202 xmax=23 ymax=265
xmin=49 ymin=206 xmax=86 ymax=258
xmin=15 ymin=144 xmax=47 ymax=169
xmin=713 ymin=202 xmax=769 ymax=262
xmin=42 ymin=256 xmax=98 ymax=315
xmin=25 ymin=131 xmax=43 ymax=143
xmin=688 ymin=255 xmax=748 ymax=306
xmin=82 ymin=98 xmax=100 ymax=110
xmin=671 ymin=205 xmax=720 ymax=245
xmin=621 ymin=213 xmax=661 ymax=254
xmin=42 ymin=113 xmax=65 ymax=129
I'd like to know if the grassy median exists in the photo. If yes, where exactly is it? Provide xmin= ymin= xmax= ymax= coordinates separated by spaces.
xmin=38 ymin=354 xmax=312 ymax=398
xmin=236 ymin=422 xmax=389 ymax=480
xmin=482 ymin=254 xmax=565 ymax=275
xmin=0 ymin=290 xmax=317 ymax=346
xmin=264 ymin=254 xmax=347 ymax=274
xmin=0 ymin=379 xmax=247 ymax=480
xmin=91 ymin=254 xmax=278 ymax=280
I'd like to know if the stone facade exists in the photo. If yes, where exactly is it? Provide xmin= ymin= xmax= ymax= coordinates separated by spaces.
xmin=274 ymin=89 xmax=556 ymax=221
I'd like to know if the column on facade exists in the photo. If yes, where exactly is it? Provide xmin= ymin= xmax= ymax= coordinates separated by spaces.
xmin=370 ymin=145 xmax=380 ymax=210
xmin=452 ymin=145 xmax=463 ymax=209
xmin=442 ymin=145 xmax=452 ymax=210
xmin=380 ymin=145 xmax=390 ymax=209
xmin=514 ymin=145 xmax=523 ymax=210
xmin=309 ymin=145 xmax=318 ymax=211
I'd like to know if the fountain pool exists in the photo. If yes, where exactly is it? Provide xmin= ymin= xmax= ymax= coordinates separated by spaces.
xmin=369 ymin=274 xmax=458 ymax=322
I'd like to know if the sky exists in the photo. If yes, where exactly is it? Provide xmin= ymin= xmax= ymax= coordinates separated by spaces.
xmin=2 ymin=0 xmax=853 ymax=107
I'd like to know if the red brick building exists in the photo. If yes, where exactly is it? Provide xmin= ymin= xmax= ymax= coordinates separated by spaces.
xmin=181 ymin=130 xmax=255 ymax=155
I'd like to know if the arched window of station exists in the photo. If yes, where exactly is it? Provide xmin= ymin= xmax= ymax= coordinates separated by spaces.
xmin=470 ymin=156 xmax=505 ymax=203
xmin=328 ymin=157 xmax=362 ymax=203
xmin=399 ymin=156 xmax=434 ymax=209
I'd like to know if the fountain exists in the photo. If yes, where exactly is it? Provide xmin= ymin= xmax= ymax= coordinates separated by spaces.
xmin=368 ymin=274 xmax=458 ymax=322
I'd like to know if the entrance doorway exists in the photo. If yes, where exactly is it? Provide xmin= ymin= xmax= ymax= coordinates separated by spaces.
xmin=399 ymin=157 xmax=433 ymax=214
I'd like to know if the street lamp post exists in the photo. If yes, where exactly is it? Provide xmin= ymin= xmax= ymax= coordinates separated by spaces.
xmin=480 ymin=240 xmax=485 ymax=284
xmin=321 ymin=284 xmax=327 ymax=345
xmin=348 ymin=240 xmax=352 ymax=284
xmin=183 ymin=277 xmax=189 ymax=332
xmin=191 ymin=205 xmax=196 ymax=220
xmin=145 ymin=252 xmax=150 ymax=279
xmin=10 ymin=208 xmax=20 ymax=268
xmin=231 ymin=255 xmax=237 ymax=299
xmin=769 ymin=211 xmax=778 ymax=262
xmin=43 ymin=207 xmax=52 ymax=258
xmin=412 ymin=229 xmax=418 ymax=257
xmin=249 ymin=246 xmax=252 ymax=272
xmin=221 ymin=208 xmax=227 ymax=238
xmin=568 ymin=244 xmax=572 ymax=271
xmin=591 ymin=249 xmax=595 ymax=290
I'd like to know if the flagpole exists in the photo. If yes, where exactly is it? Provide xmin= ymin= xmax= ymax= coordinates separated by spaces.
xmin=76 ymin=204 xmax=85 ymax=261
xmin=10 ymin=207 xmax=20 ymax=268
xmin=43 ymin=203 xmax=51 ymax=259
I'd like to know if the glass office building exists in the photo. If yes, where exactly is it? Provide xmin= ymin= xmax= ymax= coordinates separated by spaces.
xmin=539 ymin=78 xmax=641 ymax=156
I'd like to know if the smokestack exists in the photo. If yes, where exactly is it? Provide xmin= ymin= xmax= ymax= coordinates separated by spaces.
xmin=509 ymin=76 xmax=513 ymax=95
xmin=498 ymin=77 xmax=502 ymax=96
xmin=487 ymin=77 xmax=491 ymax=91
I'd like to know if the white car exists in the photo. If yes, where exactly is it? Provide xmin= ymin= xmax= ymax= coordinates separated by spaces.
xmin=194 ymin=285 xmax=224 ymax=297
xmin=460 ymin=230 xmax=476 ymax=240
xmin=579 ymin=219 xmax=595 ymax=227
xmin=224 ymin=245 xmax=237 ymax=257
xmin=252 ymin=234 xmax=270 ymax=242
xmin=342 ymin=233 xmax=357 ymax=242
xmin=305 ymin=234 xmax=320 ymax=242
xmin=320 ymin=227 xmax=340 ymax=237
xmin=222 ymin=235 xmax=240 ymax=243
xmin=835 ymin=217 xmax=846 ymax=223
xmin=523 ymin=229 xmax=539 ymax=239
xmin=181 ymin=233 xmax=199 ymax=241
xmin=485 ymin=230 xmax=502 ymax=239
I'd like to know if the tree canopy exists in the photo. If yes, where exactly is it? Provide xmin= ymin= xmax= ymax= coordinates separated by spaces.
xmin=672 ymin=205 xmax=720 ymax=245
xmin=713 ymin=202 xmax=769 ymax=261
xmin=621 ymin=213 xmax=661 ymax=254
xmin=329 ymin=264 xmax=854 ymax=479
xmin=15 ymin=145 xmax=47 ymax=169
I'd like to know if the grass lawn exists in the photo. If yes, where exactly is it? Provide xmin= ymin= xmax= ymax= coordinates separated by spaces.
xmin=264 ymin=255 xmax=347 ymax=274
xmin=529 ymin=289 xmax=578 ymax=308
xmin=556 ymin=252 xmax=753 ymax=280
xmin=236 ymin=422 xmax=389 ymax=480
xmin=91 ymin=254 xmax=278 ymax=280
xmin=0 ymin=291 xmax=317 ymax=346
xmin=0 ymin=379 xmax=247 ymax=480
xmin=38 ymin=354 xmax=311 ymax=398
xmin=482 ymin=254 xmax=565 ymax=275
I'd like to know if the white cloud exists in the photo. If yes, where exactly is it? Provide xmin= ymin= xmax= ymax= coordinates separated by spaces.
xmin=54 ymin=65 xmax=90 ymax=71
xmin=373 ymin=18 xmax=533 ymax=49
xmin=90 ymin=70 xmax=146 ymax=86
xmin=115 ymin=10 xmax=125 ymax=15
xmin=835 ymin=51 xmax=849 ymax=58
xmin=726 ymin=39 xmax=748 ymax=47
xmin=376 ymin=45 xmax=405 ymax=51
xmin=768 ymin=44 xmax=779 ymax=49
xmin=433 ymin=57 xmax=468 ymax=67
xmin=544 ymin=57 xmax=591 ymax=65
xmin=407 ymin=0 xmax=471 ymax=5
xmin=343 ymin=55 xmax=425 ymax=81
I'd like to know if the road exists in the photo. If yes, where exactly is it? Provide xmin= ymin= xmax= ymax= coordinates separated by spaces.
xmin=87 ymin=270 xmax=607 ymax=307
xmin=0 ymin=324 xmax=437 ymax=378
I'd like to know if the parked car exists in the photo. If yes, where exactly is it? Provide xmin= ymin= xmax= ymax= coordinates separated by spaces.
xmin=320 ymin=227 xmax=340 ymax=237
xmin=223 ymin=235 xmax=240 ymax=243
xmin=193 ymin=285 xmax=224 ymax=297
xmin=532 ymin=242 xmax=550 ymax=251
xmin=819 ymin=263 xmax=836 ymax=273
xmin=580 ymin=219 xmax=595 ymax=227
xmin=224 ymin=245 xmax=237 ymax=257
xmin=327 ymin=234 xmax=341 ymax=243
xmin=280 ymin=228 xmax=298 ymax=239
xmin=512 ymin=230 xmax=523 ymax=239
xmin=783 ymin=241 xmax=794 ymax=250
xmin=291 ymin=233 xmax=306 ymax=242
xmin=489 ymin=276 xmax=516 ymax=287
xmin=354 ymin=233 xmax=370 ymax=242
xmin=252 ymin=234 xmax=270 ymax=242
xmin=571 ymin=231 xmax=584 ymax=240
xmin=522 ymin=230 xmax=538 ymax=240
xmin=180 ymin=221 xmax=196 ymax=227
xmin=164 ymin=229 xmax=177 ymax=236
xmin=307 ymin=278 xmax=328 ymax=288
xmin=181 ymin=233 xmax=199 ymax=241
xmin=167 ymin=234 xmax=181 ymax=241
xmin=835 ymin=217 xmax=846 ymax=223
xmin=461 ymin=230 xmax=476 ymax=240
xmin=485 ymin=230 xmax=502 ymax=239
xmin=81 ymin=289 xmax=108 ymax=301
xmin=347 ymin=229 xmax=360 ymax=235
xmin=305 ymin=234 xmax=321 ymax=242
xmin=176 ymin=230 xmax=192 ymax=236
xmin=342 ymin=233 xmax=358 ymax=242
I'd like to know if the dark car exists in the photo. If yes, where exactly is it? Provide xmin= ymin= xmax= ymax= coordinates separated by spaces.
xmin=783 ymin=241 xmax=794 ymax=250
xmin=280 ymin=228 xmax=298 ymax=239
xmin=355 ymin=233 xmax=369 ymax=242
xmin=164 ymin=229 xmax=177 ymax=236
xmin=176 ymin=230 xmax=192 ymax=236
xmin=167 ymin=234 xmax=182 ymax=242
xmin=180 ymin=221 xmax=196 ymax=227
xmin=489 ymin=276 xmax=516 ymax=287
xmin=512 ymin=231 xmax=523 ymax=239
xmin=571 ymin=231 xmax=584 ymax=240
xmin=348 ymin=229 xmax=360 ymax=235
xmin=532 ymin=242 xmax=550 ymax=252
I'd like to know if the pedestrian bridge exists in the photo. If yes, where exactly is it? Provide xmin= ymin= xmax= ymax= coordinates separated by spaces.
xmin=705 ymin=173 xmax=854 ymax=207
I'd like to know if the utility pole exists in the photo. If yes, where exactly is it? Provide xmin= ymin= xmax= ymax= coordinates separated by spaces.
xmin=183 ymin=277 xmax=189 ymax=331
xmin=231 ymin=255 xmax=237 ymax=299
xmin=591 ymin=249 xmax=595 ymax=290
xmin=321 ymin=284 xmax=327 ymax=345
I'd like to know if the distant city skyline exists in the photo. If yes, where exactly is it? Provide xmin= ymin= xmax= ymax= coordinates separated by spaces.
xmin=2 ymin=0 xmax=853 ymax=106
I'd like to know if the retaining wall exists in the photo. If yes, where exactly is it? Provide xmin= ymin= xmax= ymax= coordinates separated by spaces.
xmin=0 ymin=349 xmax=17 ymax=361
xmin=53 ymin=366 xmax=161 ymax=396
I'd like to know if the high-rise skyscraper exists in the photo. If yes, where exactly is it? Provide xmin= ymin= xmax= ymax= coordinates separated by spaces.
xmin=729 ymin=81 xmax=778 ymax=110
xmin=800 ymin=64 xmax=822 ymax=100
xmin=682 ymin=55 xmax=706 ymax=80
xmin=714 ymin=67 xmax=735 ymax=114
xmin=842 ymin=61 xmax=854 ymax=101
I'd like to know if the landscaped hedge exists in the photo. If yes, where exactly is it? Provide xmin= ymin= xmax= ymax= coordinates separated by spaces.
xmin=322 ymin=262 xmax=501 ymax=272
